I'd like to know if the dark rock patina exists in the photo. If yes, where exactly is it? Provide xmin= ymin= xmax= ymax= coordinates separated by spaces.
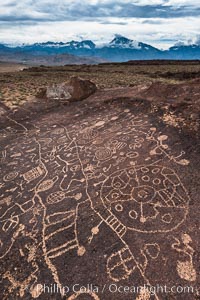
xmin=0 ymin=87 xmax=200 ymax=300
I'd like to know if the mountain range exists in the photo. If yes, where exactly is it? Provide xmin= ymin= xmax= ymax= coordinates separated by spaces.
xmin=0 ymin=35 xmax=199 ymax=64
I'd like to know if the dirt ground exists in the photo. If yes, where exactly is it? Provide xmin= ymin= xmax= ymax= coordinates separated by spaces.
xmin=0 ymin=61 xmax=199 ymax=107
xmin=0 ymin=62 xmax=29 ymax=73
xmin=0 ymin=61 xmax=199 ymax=134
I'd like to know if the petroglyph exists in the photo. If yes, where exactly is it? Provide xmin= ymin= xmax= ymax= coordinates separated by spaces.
xmin=100 ymin=165 xmax=189 ymax=233
xmin=0 ymin=104 xmax=196 ymax=300
xmin=172 ymin=234 xmax=197 ymax=282
xmin=136 ymin=289 xmax=151 ymax=300
xmin=68 ymin=291 xmax=100 ymax=300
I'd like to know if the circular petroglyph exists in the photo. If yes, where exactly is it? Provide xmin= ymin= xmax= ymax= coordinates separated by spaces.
xmin=95 ymin=148 xmax=112 ymax=161
xmin=141 ymin=167 xmax=149 ymax=173
xmin=3 ymin=171 xmax=18 ymax=182
xmin=152 ymin=168 xmax=160 ymax=174
xmin=144 ymin=243 xmax=160 ymax=259
xmin=100 ymin=165 xmax=189 ymax=233
xmin=153 ymin=178 xmax=161 ymax=185
xmin=141 ymin=175 xmax=150 ymax=182
xmin=132 ymin=186 xmax=155 ymax=204
xmin=126 ymin=152 xmax=139 ymax=159
xmin=162 ymin=213 xmax=173 ymax=224
xmin=37 ymin=179 xmax=56 ymax=192
xmin=129 ymin=210 xmax=138 ymax=220
xmin=115 ymin=204 xmax=123 ymax=212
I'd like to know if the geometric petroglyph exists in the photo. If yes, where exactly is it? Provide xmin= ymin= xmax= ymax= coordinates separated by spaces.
xmin=23 ymin=165 xmax=45 ymax=182
xmin=107 ymin=247 xmax=136 ymax=282
xmin=101 ymin=165 xmax=189 ymax=233
xmin=46 ymin=191 xmax=66 ymax=204
xmin=3 ymin=171 xmax=19 ymax=182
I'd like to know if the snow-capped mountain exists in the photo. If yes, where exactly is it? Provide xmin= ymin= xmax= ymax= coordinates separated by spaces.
xmin=108 ymin=34 xmax=141 ymax=49
xmin=29 ymin=40 xmax=96 ymax=50
xmin=104 ymin=35 xmax=159 ymax=51
xmin=166 ymin=44 xmax=200 ymax=59
xmin=0 ymin=35 xmax=200 ymax=63
xmin=97 ymin=35 xmax=161 ymax=61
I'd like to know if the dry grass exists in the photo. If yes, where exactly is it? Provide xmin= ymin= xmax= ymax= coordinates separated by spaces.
xmin=0 ymin=62 xmax=200 ymax=109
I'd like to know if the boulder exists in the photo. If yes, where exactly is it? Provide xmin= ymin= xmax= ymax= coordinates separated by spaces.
xmin=36 ymin=76 xmax=97 ymax=101
xmin=46 ymin=83 xmax=73 ymax=100
xmin=69 ymin=76 xmax=97 ymax=101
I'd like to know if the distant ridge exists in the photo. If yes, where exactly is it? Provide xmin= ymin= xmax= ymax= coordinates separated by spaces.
xmin=0 ymin=35 xmax=200 ymax=63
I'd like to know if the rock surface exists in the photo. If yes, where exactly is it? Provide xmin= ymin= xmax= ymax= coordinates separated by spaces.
xmin=0 ymin=86 xmax=200 ymax=300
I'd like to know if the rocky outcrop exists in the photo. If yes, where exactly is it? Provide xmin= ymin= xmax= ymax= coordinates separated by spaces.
xmin=36 ymin=76 xmax=97 ymax=101
xmin=139 ymin=79 xmax=200 ymax=105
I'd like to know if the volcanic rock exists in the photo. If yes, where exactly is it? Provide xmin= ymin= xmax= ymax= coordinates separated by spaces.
xmin=69 ymin=76 xmax=97 ymax=100
xmin=36 ymin=76 xmax=97 ymax=101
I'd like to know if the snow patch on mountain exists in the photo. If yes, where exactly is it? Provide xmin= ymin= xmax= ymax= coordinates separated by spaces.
xmin=108 ymin=34 xmax=141 ymax=49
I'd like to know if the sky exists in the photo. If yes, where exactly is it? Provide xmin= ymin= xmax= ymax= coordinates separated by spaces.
xmin=0 ymin=0 xmax=200 ymax=49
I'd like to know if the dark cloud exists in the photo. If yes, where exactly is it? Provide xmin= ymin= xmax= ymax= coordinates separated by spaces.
xmin=0 ymin=15 xmax=48 ymax=22
xmin=0 ymin=1 xmax=200 ymax=23
xmin=52 ymin=3 xmax=200 ymax=20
